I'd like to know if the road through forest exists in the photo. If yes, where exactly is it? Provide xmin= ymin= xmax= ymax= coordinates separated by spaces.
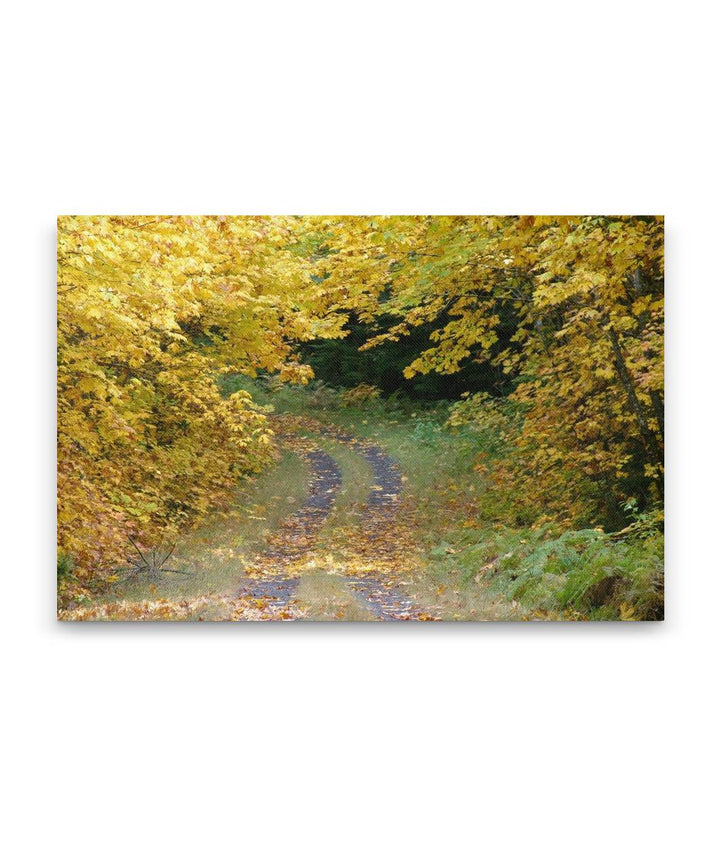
xmin=59 ymin=412 xmax=441 ymax=621
xmin=235 ymin=418 xmax=435 ymax=620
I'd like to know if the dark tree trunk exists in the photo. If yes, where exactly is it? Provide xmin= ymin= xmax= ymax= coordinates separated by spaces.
xmin=606 ymin=324 xmax=664 ymax=472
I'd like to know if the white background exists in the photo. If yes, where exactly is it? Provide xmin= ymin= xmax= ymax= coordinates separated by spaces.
xmin=2 ymin=1 xmax=718 ymax=854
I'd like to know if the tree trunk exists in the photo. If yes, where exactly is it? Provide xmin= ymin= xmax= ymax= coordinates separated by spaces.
xmin=606 ymin=324 xmax=664 ymax=470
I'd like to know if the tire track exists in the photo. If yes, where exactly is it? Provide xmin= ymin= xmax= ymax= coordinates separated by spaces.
xmin=236 ymin=427 xmax=433 ymax=620
xmin=338 ymin=440 xmax=430 ymax=620
xmin=235 ymin=447 xmax=341 ymax=608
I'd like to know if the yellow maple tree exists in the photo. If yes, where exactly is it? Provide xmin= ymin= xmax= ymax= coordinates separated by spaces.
xmin=315 ymin=215 xmax=663 ymax=526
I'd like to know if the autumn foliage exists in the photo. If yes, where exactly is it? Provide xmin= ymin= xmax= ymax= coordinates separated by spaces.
xmin=57 ymin=215 xmax=663 ymax=602
xmin=57 ymin=216 xmax=343 ymax=588
xmin=314 ymin=215 xmax=664 ymax=527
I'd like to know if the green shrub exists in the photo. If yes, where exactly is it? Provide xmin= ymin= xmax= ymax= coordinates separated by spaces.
xmin=426 ymin=522 xmax=663 ymax=620
xmin=57 ymin=550 xmax=75 ymax=582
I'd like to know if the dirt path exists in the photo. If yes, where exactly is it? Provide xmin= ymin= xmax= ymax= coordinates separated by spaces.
xmin=235 ymin=421 xmax=434 ymax=621
xmin=235 ymin=447 xmax=341 ymax=607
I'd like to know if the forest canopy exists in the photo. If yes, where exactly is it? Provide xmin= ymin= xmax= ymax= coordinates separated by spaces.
xmin=312 ymin=215 xmax=664 ymax=528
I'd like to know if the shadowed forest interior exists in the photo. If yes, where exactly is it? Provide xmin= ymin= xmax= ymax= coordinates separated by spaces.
xmin=57 ymin=215 xmax=664 ymax=621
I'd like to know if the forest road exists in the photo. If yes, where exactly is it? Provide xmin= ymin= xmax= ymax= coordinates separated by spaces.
xmin=235 ymin=429 xmax=431 ymax=620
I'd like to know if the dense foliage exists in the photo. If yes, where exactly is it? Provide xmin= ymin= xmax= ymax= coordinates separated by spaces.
xmin=57 ymin=216 xmax=344 ymax=592
xmin=314 ymin=215 xmax=664 ymax=529
xmin=301 ymin=312 xmax=511 ymax=400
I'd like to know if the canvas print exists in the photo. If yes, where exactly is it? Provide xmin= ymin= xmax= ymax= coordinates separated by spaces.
xmin=57 ymin=216 xmax=664 ymax=621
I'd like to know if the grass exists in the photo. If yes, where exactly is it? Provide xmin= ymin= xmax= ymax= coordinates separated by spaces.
xmin=294 ymin=573 xmax=377 ymax=621
xmin=99 ymin=450 xmax=310 ymax=606
xmin=415 ymin=523 xmax=664 ymax=621
xmin=313 ymin=439 xmax=374 ymax=531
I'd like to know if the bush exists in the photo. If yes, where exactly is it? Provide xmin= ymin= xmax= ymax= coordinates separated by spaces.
xmin=57 ymin=550 xmax=75 ymax=582
xmin=427 ymin=522 xmax=664 ymax=620
xmin=340 ymin=383 xmax=381 ymax=407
